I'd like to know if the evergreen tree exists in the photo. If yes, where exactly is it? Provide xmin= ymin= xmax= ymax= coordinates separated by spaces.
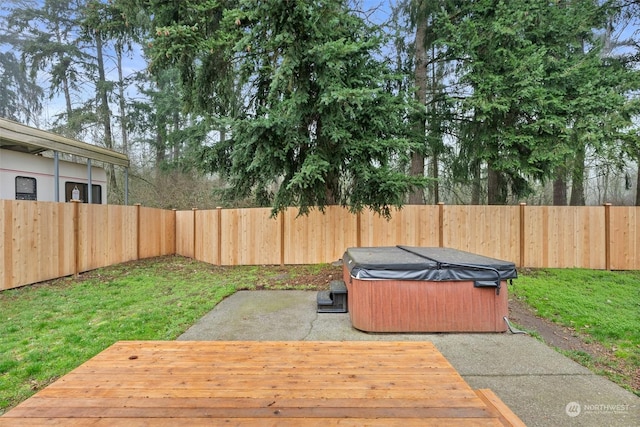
xmin=432 ymin=0 xmax=635 ymax=204
xmin=0 ymin=50 xmax=43 ymax=124
xmin=7 ymin=0 xmax=88 ymax=136
xmin=151 ymin=0 xmax=425 ymax=216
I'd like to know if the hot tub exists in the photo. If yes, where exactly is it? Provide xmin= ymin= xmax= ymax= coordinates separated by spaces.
xmin=342 ymin=246 xmax=517 ymax=332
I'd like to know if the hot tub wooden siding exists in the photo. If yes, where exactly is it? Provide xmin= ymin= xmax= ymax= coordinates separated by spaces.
xmin=343 ymin=265 xmax=509 ymax=333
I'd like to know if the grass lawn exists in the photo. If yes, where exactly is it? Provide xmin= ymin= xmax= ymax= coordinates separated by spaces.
xmin=512 ymin=268 xmax=640 ymax=395
xmin=0 ymin=256 xmax=335 ymax=414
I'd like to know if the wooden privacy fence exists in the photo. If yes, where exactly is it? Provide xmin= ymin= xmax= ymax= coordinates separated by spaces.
xmin=177 ymin=203 xmax=640 ymax=270
xmin=2 ymin=201 xmax=639 ymax=290
xmin=1 ymin=201 xmax=175 ymax=290
xmin=176 ymin=204 xmax=640 ymax=270
xmin=177 ymin=205 xmax=513 ymax=265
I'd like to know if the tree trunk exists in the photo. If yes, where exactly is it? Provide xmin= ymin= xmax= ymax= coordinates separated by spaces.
xmin=569 ymin=145 xmax=585 ymax=206
xmin=95 ymin=31 xmax=118 ymax=195
xmin=553 ymin=165 xmax=567 ymax=205
xmin=324 ymin=171 xmax=338 ymax=206
xmin=429 ymin=153 xmax=439 ymax=203
xmin=428 ymin=44 xmax=439 ymax=204
xmin=408 ymin=153 xmax=425 ymax=204
xmin=54 ymin=22 xmax=74 ymax=136
xmin=487 ymin=167 xmax=499 ymax=205
xmin=172 ymin=109 xmax=180 ymax=162
xmin=471 ymin=160 xmax=481 ymax=204
xmin=408 ymin=5 xmax=428 ymax=205
xmin=155 ymin=131 xmax=165 ymax=168
xmin=116 ymin=43 xmax=129 ymax=156
xmin=487 ymin=162 xmax=507 ymax=205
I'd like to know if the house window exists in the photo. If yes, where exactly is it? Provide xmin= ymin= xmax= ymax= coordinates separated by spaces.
xmin=15 ymin=176 xmax=37 ymax=200
xmin=64 ymin=182 xmax=102 ymax=204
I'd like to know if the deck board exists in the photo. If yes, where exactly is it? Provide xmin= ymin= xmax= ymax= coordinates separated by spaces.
xmin=0 ymin=341 xmax=525 ymax=426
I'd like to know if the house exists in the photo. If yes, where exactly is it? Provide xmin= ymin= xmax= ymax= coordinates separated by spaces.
xmin=0 ymin=118 xmax=129 ymax=204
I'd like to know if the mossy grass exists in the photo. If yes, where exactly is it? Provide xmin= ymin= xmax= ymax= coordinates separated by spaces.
xmin=512 ymin=268 xmax=640 ymax=395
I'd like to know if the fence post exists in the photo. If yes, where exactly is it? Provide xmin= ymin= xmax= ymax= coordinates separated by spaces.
xmin=519 ymin=203 xmax=526 ymax=268
xmin=171 ymin=209 xmax=177 ymax=256
xmin=135 ymin=203 xmax=141 ymax=260
xmin=2 ymin=201 xmax=11 ymax=290
xmin=192 ymin=208 xmax=198 ymax=260
xmin=280 ymin=210 xmax=285 ymax=266
xmin=72 ymin=200 xmax=80 ymax=277
xmin=604 ymin=203 xmax=612 ymax=270
xmin=356 ymin=210 xmax=362 ymax=248
xmin=216 ymin=207 xmax=222 ymax=266
xmin=438 ymin=202 xmax=445 ymax=248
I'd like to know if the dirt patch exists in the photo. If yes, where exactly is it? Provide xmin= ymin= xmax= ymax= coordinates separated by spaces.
xmin=508 ymin=296 xmax=639 ymax=394
xmin=249 ymin=264 xmax=342 ymax=290
xmin=507 ymin=297 xmax=602 ymax=354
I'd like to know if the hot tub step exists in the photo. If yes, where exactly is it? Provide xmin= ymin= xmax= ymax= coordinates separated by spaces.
xmin=317 ymin=280 xmax=348 ymax=313
xmin=330 ymin=279 xmax=347 ymax=294
xmin=317 ymin=290 xmax=333 ymax=306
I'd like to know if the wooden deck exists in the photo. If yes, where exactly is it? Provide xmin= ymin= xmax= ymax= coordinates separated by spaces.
xmin=0 ymin=341 xmax=525 ymax=426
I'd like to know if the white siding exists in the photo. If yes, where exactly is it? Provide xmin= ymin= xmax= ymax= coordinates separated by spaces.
xmin=0 ymin=149 xmax=108 ymax=203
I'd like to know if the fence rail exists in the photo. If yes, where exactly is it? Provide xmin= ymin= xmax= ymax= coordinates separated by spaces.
xmin=2 ymin=201 xmax=639 ymax=290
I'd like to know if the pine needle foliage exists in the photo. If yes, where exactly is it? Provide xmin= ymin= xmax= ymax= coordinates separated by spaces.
xmin=150 ymin=0 xmax=426 ymax=217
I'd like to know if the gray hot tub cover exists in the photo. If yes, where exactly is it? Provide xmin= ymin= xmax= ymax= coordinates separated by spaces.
xmin=343 ymin=246 xmax=518 ymax=282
